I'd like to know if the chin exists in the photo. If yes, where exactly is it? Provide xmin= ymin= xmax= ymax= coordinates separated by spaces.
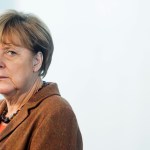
xmin=0 ymin=83 xmax=16 ymax=95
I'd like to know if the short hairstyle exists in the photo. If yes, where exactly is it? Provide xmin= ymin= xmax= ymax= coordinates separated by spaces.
xmin=0 ymin=10 xmax=54 ymax=77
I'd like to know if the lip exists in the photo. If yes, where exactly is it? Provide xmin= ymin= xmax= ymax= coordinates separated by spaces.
xmin=0 ymin=76 xmax=9 ymax=79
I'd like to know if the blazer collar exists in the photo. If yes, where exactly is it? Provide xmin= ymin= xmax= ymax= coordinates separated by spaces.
xmin=0 ymin=82 xmax=60 ymax=141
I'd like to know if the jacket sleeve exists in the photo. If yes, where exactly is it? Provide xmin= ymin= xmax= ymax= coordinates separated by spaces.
xmin=28 ymin=107 xmax=83 ymax=150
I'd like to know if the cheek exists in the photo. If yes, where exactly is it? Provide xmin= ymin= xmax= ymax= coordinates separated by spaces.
xmin=0 ymin=80 xmax=16 ymax=94
xmin=6 ymin=61 xmax=34 ymax=88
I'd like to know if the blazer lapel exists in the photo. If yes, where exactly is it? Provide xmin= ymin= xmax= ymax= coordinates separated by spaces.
xmin=0 ymin=82 xmax=60 ymax=141
xmin=0 ymin=100 xmax=6 ymax=114
xmin=0 ymin=106 xmax=29 ymax=141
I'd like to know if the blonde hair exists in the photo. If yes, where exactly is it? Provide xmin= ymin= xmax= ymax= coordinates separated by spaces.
xmin=0 ymin=10 xmax=54 ymax=77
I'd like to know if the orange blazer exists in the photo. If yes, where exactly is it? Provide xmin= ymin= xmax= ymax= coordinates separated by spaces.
xmin=0 ymin=82 xmax=83 ymax=150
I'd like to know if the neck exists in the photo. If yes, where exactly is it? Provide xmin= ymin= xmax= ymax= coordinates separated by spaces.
xmin=3 ymin=77 xmax=43 ymax=116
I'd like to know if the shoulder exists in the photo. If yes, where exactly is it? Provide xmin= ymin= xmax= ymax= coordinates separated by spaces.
xmin=27 ymin=82 xmax=78 ymax=126
xmin=39 ymin=95 xmax=74 ymax=118
xmin=30 ymin=82 xmax=74 ymax=116
xmin=28 ymin=95 xmax=78 ymax=133
xmin=37 ymin=95 xmax=78 ymax=130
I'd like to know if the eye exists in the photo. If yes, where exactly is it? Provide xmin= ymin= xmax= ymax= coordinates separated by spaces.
xmin=6 ymin=50 xmax=17 ymax=56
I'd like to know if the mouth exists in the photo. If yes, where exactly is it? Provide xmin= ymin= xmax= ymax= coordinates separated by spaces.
xmin=0 ymin=76 xmax=9 ymax=80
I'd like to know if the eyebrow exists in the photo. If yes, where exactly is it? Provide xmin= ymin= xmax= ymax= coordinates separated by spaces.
xmin=0 ymin=44 xmax=15 ymax=51
xmin=3 ymin=43 xmax=13 ymax=46
xmin=3 ymin=41 xmax=22 ymax=47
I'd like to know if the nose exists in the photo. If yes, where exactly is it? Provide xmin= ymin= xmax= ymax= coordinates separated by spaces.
xmin=0 ymin=53 xmax=5 ymax=69
xmin=0 ymin=61 xmax=5 ymax=68
xmin=0 ymin=45 xmax=6 ymax=68
xmin=0 ymin=56 xmax=5 ymax=68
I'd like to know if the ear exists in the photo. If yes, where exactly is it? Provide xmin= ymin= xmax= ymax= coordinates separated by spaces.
xmin=33 ymin=51 xmax=43 ymax=72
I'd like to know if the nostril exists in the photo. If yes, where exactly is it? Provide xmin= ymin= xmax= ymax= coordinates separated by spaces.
xmin=0 ymin=62 xmax=5 ymax=68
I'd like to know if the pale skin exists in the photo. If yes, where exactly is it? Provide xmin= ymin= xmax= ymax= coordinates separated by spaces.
xmin=0 ymin=39 xmax=43 ymax=123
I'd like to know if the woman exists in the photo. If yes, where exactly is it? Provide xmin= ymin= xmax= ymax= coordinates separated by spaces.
xmin=0 ymin=10 xmax=83 ymax=150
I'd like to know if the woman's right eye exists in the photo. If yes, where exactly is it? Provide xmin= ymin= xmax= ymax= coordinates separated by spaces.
xmin=6 ymin=50 xmax=17 ymax=56
xmin=4 ymin=50 xmax=17 ymax=57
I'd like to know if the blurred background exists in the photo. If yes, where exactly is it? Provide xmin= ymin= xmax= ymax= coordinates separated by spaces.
xmin=1 ymin=0 xmax=150 ymax=149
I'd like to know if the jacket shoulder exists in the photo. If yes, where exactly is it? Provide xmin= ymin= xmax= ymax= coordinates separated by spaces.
xmin=39 ymin=95 xmax=74 ymax=115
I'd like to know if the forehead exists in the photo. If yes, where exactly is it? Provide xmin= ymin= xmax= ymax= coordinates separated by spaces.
xmin=1 ymin=34 xmax=23 ymax=47
xmin=0 ymin=43 xmax=16 ymax=50
xmin=0 ymin=25 xmax=31 ymax=50
xmin=0 ymin=33 xmax=28 ymax=51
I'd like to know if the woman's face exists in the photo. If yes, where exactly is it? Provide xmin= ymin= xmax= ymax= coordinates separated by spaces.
xmin=0 ymin=41 xmax=39 ymax=96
